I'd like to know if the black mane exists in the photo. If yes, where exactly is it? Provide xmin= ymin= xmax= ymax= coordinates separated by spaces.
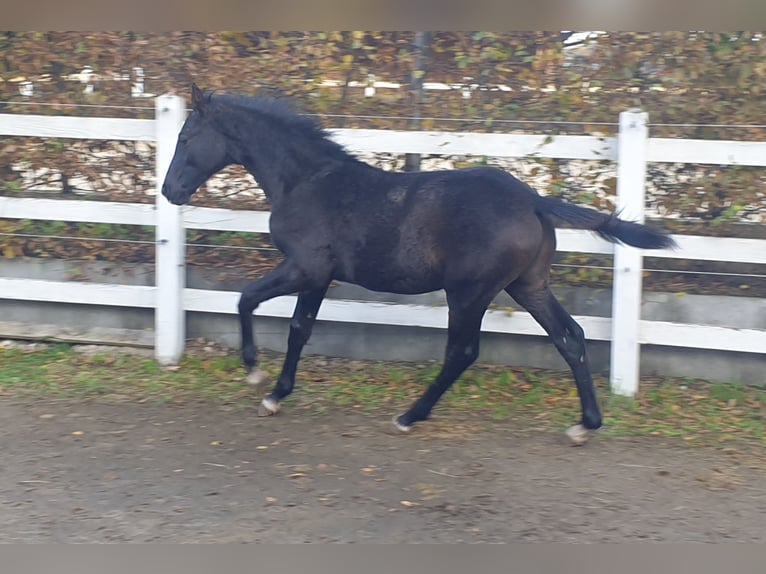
xmin=209 ymin=92 xmax=355 ymax=163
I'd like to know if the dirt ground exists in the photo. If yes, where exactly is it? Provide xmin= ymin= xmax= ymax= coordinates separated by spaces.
xmin=2 ymin=396 xmax=765 ymax=543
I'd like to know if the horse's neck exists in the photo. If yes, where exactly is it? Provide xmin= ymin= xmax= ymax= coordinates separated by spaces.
xmin=233 ymin=131 xmax=295 ymax=202
xmin=237 ymin=129 xmax=326 ymax=204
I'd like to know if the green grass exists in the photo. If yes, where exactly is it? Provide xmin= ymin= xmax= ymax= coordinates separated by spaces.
xmin=0 ymin=343 xmax=764 ymax=446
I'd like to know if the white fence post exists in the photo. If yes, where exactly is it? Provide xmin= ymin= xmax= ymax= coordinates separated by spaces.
xmin=154 ymin=94 xmax=187 ymax=365
xmin=610 ymin=109 xmax=649 ymax=396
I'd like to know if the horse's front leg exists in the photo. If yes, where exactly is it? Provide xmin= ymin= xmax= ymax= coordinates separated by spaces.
xmin=237 ymin=260 xmax=317 ymax=390
xmin=257 ymin=285 xmax=328 ymax=416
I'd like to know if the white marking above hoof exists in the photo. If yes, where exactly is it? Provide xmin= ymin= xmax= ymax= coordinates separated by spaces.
xmin=257 ymin=397 xmax=280 ymax=417
xmin=565 ymin=424 xmax=589 ymax=446
xmin=391 ymin=415 xmax=412 ymax=434
xmin=247 ymin=369 xmax=270 ymax=389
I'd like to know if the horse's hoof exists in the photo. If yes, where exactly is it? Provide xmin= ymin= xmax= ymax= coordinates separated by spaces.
xmin=257 ymin=397 xmax=280 ymax=417
xmin=391 ymin=415 xmax=412 ymax=434
xmin=247 ymin=369 xmax=270 ymax=390
xmin=565 ymin=424 xmax=589 ymax=446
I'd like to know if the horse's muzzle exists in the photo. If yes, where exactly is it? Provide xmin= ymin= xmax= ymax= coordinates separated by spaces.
xmin=161 ymin=182 xmax=190 ymax=206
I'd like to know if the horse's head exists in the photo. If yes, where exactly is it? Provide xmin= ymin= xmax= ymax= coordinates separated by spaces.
xmin=161 ymin=84 xmax=232 ymax=205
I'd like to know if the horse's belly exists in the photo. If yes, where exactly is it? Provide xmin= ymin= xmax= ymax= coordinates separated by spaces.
xmin=337 ymin=261 xmax=443 ymax=295
xmin=358 ymin=279 xmax=442 ymax=295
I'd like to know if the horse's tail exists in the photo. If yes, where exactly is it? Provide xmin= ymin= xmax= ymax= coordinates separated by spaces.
xmin=534 ymin=195 xmax=676 ymax=250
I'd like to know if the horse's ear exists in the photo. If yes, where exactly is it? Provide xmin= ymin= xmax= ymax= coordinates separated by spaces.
xmin=191 ymin=83 xmax=206 ymax=113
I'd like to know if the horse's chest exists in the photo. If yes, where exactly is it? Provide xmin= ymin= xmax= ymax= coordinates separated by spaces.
xmin=268 ymin=211 xmax=323 ymax=250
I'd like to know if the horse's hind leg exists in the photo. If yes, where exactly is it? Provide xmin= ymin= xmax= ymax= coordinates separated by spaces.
xmin=506 ymin=283 xmax=602 ymax=444
xmin=394 ymin=288 xmax=490 ymax=431
xmin=257 ymin=285 xmax=328 ymax=416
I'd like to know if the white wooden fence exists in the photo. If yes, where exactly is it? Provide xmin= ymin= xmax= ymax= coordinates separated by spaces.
xmin=1 ymin=94 xmax=765 ymax=396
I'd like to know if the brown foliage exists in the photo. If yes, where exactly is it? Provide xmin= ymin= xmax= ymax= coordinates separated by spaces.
xmin=1 ymin=32 xmax=765 ymax=221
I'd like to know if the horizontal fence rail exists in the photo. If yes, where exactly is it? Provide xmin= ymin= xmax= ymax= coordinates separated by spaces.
xmin=4 ymin=197 xmax=766 ymax=264
xmin=0 ymin=114 xmax=156 ymax=141
xmin=2 ymin=277 xmax=765 ymax=356
xmin=1 ymin=98 xmax=765 ymax=396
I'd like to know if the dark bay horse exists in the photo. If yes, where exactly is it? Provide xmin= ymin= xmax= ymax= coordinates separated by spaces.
xmin=162 ymin=84 xmax=675 ymax=444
